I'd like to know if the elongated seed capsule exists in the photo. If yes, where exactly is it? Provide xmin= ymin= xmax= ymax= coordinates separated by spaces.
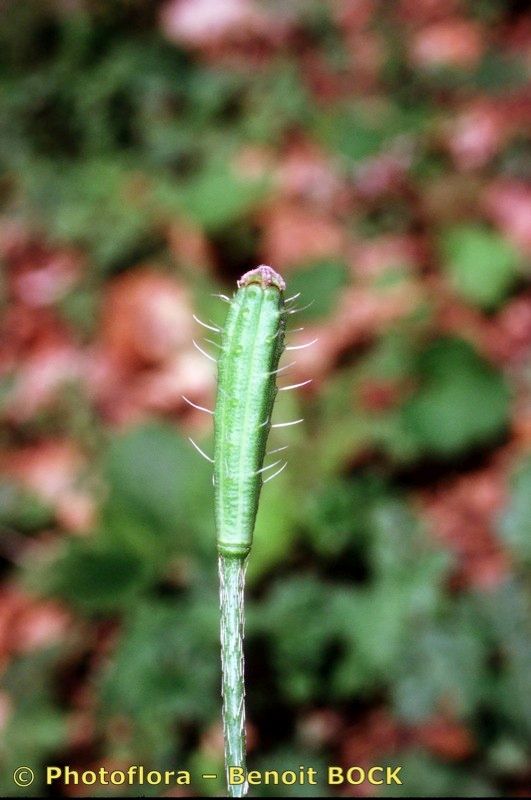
xmin=214 ymin=266 xmax=286 ymax=798
xmin=214 ymin=265 xmax=286 ymax=559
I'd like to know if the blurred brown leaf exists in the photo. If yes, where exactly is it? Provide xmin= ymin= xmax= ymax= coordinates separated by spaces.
xmin=418 ymin=463 xmax=510 ymax=590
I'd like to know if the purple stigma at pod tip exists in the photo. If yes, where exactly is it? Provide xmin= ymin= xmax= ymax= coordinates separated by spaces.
xmin=238 ymin=265 xmax=286 ymax=292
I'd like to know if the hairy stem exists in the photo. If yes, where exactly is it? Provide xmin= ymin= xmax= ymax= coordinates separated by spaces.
xmin=219 ymin=555 xmax=247 ymax=798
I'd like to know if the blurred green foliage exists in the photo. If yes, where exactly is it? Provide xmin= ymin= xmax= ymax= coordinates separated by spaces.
xmin=499 ymin=459 xmax=531 ymax=565
xmin=441 ymin=226 xmax=521 ymax=310
xmin=42 ymin=425 xmax=214 ymax=611
xmin=287 ymin=261 xmax=348 ymax=321
xmin=400 ymin=338 xmax=510 ymax=457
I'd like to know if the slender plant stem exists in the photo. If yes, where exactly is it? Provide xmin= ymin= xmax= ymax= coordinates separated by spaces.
xmin=219 ymin=555 xmax=247 ymax=798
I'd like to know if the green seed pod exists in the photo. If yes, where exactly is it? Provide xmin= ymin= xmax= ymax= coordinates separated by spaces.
xmin=189 ymin=265 xmax=303 ymax=797
xmin=214 ymin=265 xmax=286 ymax=559
xmin=204 ymin=265 xmax=293 ymax=797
